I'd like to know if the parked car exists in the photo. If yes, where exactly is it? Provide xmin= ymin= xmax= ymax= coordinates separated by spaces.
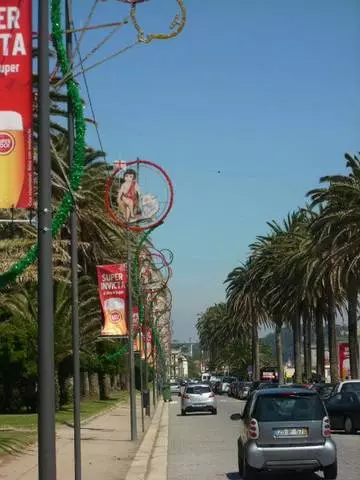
xmin=220 ymin=376 xmax=237 ymax=394
xmin=331 ymin=380 xmax=360 ymax=398
xmin=239 ymin=382 xmax=253 ymax=400
xmin=231 ymin=386 xmax=337 ymax=479
xmin=181 ymin=383 xmax=217 ymax=415
xmin=213 ymin=380 xmax=223 ymax=395
xmin=170 ymin=381 xmax=180 ymax=395
xmin=325 ymin=391 xmax=360 ymax=434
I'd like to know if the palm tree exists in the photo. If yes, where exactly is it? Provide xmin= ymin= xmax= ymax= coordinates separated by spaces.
xmin=225 ymin=261 xmax=265 ymax=381
xmin=308 ymin=153 xmax=360 ymax=379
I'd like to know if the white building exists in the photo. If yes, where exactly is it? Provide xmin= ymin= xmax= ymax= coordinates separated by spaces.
xmin=170 ymin=349 xmax=189 ymax=379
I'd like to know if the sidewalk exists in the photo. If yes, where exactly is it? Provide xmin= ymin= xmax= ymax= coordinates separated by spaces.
xmin=0 ymin=397 xmax=157 ymax=480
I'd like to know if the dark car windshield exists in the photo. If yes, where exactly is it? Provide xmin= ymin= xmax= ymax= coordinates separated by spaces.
xmin=342 ymin=382 xmax=360 ymax=393
xmin=186 ymin=386 xmax=211 ymax=394
xmin=253 ymin=393 xmax=326 ymax=422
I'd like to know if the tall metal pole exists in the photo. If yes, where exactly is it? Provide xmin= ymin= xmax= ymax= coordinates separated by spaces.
xmin=152 ymin=332 xmax=156 ymax=408
xmin=37 ymin=0 xmax=56 ymax=478
xmin=144 ymin=303 xmax=150 ymax=416
xmin=140 ymin=353 xmax=145 ymax=432
xmin=66 ymin=1 xmax=82 ymax=478
xmin=127 ymin=234 xmax=137 ymax=440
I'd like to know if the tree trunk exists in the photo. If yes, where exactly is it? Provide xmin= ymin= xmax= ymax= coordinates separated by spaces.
xmin=303 ymin=316 xmax=309 ymax=381
xmin=98 ymin=372 xmax=110 ymax=400
xmin=88 ymin=372 xmax=99 ymax=398
xmin=252 ymin=318 xmax=260 ymax=381
xmin=327 ymin=289 xmax=339 ymax=383
xmin=303 ymin=313 xmax=312 ymax=381
xmin=293 ymin=313 xmax=302 ymax=383
xmin=275 ymin=321 xmax=283 ymax=384
xmin=306 ymin=312 xmax=312 ymax=378
xmin=347 ymin=274 xmax=359 ymax=379
xmin=315 ymin=305 xmax=325 ymax=379
xmin=80 ymin=371 xmax=89 ymax=399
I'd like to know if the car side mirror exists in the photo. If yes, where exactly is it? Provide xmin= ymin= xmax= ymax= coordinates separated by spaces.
xmin=230 ymin=413 xmax=243 ymax=421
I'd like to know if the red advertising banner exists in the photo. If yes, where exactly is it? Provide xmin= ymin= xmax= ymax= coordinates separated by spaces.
xmin=96 ymin=264 xmax=128 ymax=337
xmin=338 ymin=342 xmax=350 ymax=379
xmin=0 ymin=1 xmax=33 ymax=208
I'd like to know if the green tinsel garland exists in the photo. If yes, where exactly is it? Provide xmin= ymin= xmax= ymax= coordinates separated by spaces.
xmin=0 ymin=0 xmax=86 ymax=288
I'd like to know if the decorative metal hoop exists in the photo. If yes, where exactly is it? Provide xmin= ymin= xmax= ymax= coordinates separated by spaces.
xmin=105 ymin=159 xmax=174 ymax=232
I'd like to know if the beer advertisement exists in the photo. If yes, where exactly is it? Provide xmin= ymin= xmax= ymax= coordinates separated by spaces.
xmin=96 ymin=264 xmax=128 ymax=337
xmin=0 ymin=1 xmax=33 ymax=208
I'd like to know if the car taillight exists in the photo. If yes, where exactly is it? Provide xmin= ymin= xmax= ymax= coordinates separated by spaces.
xmin=322 ymin=416 xmax=331 ymax=437
xmin=247 ymin=418 xmax=259 ymax=440
xmin=182 ymin=394 xmax=190 ymax=400
xmin=209 ymin=392 xmax=215 ymax=398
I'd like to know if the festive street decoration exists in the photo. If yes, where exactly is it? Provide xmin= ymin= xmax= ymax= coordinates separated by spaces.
xmin=106 ymin=159 xmax=174 ymax=232
xmin=129 ymin=0 xmax=187 ymax=44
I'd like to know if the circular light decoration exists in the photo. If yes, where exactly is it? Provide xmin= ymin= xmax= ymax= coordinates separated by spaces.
xmin=105 ymin=159 xmax=174 ymax=232
xmin=139 ymin=252 xmax=172 ymax=294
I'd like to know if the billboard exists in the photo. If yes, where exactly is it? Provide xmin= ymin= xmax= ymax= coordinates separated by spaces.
xmin=96 ymin=264 xmax=128 ymax=337
xmin=0 ymin=1 xmax=33 ymax=208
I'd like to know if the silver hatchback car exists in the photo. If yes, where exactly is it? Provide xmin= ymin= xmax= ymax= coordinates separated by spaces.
xmin=231 ymin=387 xmax=337 ymax=479
xmin=181 ymin=383 xmax=217 ymax=415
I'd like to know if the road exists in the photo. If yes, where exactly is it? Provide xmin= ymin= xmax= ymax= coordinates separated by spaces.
xmin=167 ymin=395 xmax=360 ymax=480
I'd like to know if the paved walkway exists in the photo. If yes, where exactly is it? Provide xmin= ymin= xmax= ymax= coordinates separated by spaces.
xmin=0 ymin=397 xmax=155 ymax=480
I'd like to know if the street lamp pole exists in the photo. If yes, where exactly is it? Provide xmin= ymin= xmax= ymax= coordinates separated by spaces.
xmin=127 ymin=235 xmax=137 ymax=441
xmin=37 ymin=0 xmax=56 ymax=477
xmin=65 ymin=1 xmax=82 ymax=478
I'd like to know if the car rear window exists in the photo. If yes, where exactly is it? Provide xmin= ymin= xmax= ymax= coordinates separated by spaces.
xmin=186 ymin=386 xmax=211 ymax=394
xmin=253 ymin=393 xmax=326 ymax=422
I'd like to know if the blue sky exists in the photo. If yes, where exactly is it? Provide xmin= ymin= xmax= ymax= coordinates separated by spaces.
xmin=66 ymin=0 xmax=360 ymax=341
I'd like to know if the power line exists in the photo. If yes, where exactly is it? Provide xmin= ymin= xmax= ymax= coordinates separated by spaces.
xmin=68 ymin=6 xmax=106 ymax=156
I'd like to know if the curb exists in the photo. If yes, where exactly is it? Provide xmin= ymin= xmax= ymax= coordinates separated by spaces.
xmin=146 ymin=401 xmax=169 ymax=480
xmin=124 ymin=400 xmax=165 ymax=480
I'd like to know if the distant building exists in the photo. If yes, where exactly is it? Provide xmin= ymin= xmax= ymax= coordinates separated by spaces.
xmin=170 ymin=348 xmax=189 ymax=379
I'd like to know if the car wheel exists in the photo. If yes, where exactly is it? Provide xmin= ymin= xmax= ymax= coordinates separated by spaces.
xmin=323 ymin=461 xmax=338 ymax=480
xmin=344 ymin=416 xmax=355 ymax=434
xmin=243 ymin=459 xmax=257 ymax=480
xmin=211 ymin=408 xmax=217 ymax=415
xmin=181 ymin=410 xmax=186 ymax=416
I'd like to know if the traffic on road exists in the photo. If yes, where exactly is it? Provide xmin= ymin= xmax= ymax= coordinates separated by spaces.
xmin=167 ymin=377 xmax=360 ymax=480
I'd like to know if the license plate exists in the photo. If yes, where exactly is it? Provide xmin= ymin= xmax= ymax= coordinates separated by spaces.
xmin=273 ymin=428 xmax=308 ymax=438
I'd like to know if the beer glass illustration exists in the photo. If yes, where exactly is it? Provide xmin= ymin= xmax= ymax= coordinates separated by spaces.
xmin=0 ymin=111 xmax=25 ymax=208
xmin=102 ymin=297 xmax=127 ymax=336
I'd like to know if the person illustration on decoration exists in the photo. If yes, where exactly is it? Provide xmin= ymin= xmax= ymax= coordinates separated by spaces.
xmin=117 ymin=168 xmax=160 ymax=224
xmin=117 ymin=169 xmax=141 ymax=223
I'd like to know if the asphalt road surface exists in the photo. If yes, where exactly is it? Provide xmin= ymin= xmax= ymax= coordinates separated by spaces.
xmin=167 ymin=394 xmax=360 ymax=480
